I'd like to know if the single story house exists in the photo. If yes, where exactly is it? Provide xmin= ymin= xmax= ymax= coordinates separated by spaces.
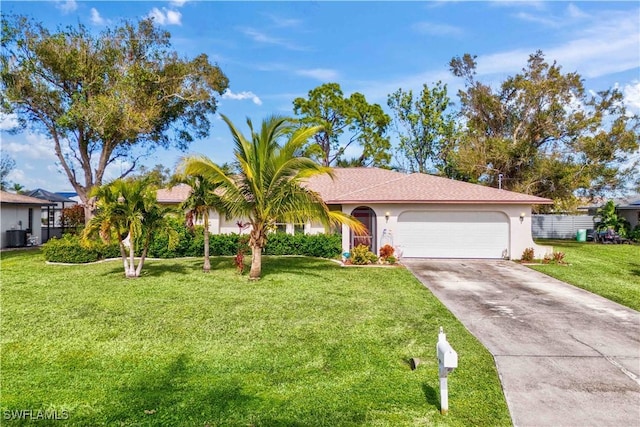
xmin=157 ymin=168 xmax=553 ymax=260
xmin=617 ymin=196 xmax=640 ymax=229
xmin=0 ymin=190 xmax=55 ymax=248
xmin=583 ymin=195 xmax=640 ymax=229
xmin=617 ymin=195 xmax=640 ymax=229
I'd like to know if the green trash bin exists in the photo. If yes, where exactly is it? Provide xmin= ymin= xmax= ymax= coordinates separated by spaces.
xmin=576 ymin=229 xmax=587 ymax=242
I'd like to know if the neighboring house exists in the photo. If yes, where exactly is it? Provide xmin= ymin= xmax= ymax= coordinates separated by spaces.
xmin=615 ymin=196 xmax=640 ymax=229
xmin=0 ymin=190 xmax=55 ymax=248
xmin=157 ymin=168 xmax=553 ymax=260
xmin=26 ymin=188 xmax=78 ymax=243
xmin=584 ymin=195 xmax=640 ymax=229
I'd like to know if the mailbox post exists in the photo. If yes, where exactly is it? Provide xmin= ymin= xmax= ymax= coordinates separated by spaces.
xmin=436 ymin=326 xmax=458 ymax=415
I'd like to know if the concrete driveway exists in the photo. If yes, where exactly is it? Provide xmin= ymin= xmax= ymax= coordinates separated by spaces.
xmin=403 ymin=259 xmax=640 ymax=427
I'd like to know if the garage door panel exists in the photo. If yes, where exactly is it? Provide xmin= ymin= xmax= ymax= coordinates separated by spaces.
xmin=397 ymin=211 xmax=509 ymax=258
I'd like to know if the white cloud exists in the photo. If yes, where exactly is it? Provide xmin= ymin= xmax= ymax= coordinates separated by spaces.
xmin=0 ymin=113 xmax=19 ymax=131
xmin=222 ymin=89 xmax=262 ymax=105
xmin=166 ymin=10 xmax=182 ymax=25
xmin=170 ymin=0 xmax=188 ymax=7
xmin=412 ymin=21 xmax=463 ymax=37
xmin=264 ymin=13 xmax=302 ymax=28
xmin=566 ymin=3 xmax=589 ymax=19
xmin=475 ymin=10 xmax=639 ymax=79
xmin=148 ymin=7 xmax=182 ymax=26
xmin=623 ymin=81 xmax=640 ymax=114
xmin=489 ymin=1 xmax=546 ymax=10
xmin=90 ymin=8 xmax=110 ymax=26
xmin=56 ymin=0 xmax=77 ymax=14
xmin=513 ymin=12 xmax=560 ymax=27
xmin=240 ymin=27 xmax=306 ymax=51
xmin=295 ymin=68 xmax=339 ymax=81
xmin=2 ymin=133 xmax=57 ymax=161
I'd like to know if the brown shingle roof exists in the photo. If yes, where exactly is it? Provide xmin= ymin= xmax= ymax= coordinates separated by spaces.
xmin=0 ymin=190 xmax=56 ymax=205
xmin=156 ymin=168 xmax=553 ymax=205
xmin=305 ymin=168 xmax=553 ymax=204
xmin=156 ymin=184 xmax=192 ymax=204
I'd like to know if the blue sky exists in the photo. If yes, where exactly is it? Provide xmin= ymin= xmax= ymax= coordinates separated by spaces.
xmin=1 ymin=0 xmax=639 ymax=192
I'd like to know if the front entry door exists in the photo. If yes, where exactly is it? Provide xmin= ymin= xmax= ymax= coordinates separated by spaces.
xmin=350 ymin=207 xmax=377 ymax=254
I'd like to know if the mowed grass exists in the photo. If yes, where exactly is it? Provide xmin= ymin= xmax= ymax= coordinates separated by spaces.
xmin=531 ymin=240 xmax=640 ymax=311
xmin=0 ymin=250 xmax=511 ymax=427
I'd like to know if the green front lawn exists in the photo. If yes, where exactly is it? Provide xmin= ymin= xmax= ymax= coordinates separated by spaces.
xmin=1 ymin=250 xmax=511 ymax=426
xmin=532 ymin=240 xmax=640 ymax=311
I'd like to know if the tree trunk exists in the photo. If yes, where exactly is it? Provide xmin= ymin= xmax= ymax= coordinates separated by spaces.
xmin=135 ymin=244 xmax=148 ymax=277
xmin=126 ymin=230 xmax=136 ymax=278
xmin=119 ymin=241 xmax=129 ymax=275
xmin=203 ymin=213 xmax=211 ymax=273
xmin=249 ymin=245 xmax=262 ymax=280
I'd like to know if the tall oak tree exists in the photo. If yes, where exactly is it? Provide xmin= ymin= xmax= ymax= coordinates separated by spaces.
xmin=449 ymin=51 xmax=639 ymax=211
xmin=1 ymin=15 xmax=228 ymax=222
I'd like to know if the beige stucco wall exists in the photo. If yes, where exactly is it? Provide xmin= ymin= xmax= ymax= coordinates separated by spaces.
xmin=339 ymin=203 xmax=552 ymax=260
xmin=183 ymin=203 xmax=552 ymax=260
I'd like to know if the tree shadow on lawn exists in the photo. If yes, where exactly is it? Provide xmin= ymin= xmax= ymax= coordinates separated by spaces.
xmin=628 ymin=259 xmax=640 ymax=277
xmin=259 ymin=256 xmax=340 ymax=279
xmin=91 ymin=352 xmax=360 ymax=426
xmin=94 ymin=353 xmax=260 ymax=426
xmin=99 ymin=258 xmax=229 ymax=278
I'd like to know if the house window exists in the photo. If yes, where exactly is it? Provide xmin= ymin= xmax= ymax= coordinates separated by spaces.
xmin=274 ymin=222 xmax=287 ymax=233
xmin=294 ymin=223 xmax=305 ymax=235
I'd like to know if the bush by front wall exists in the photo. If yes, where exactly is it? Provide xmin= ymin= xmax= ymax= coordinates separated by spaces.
xmin=42 ymin=224 xmax=343 ymax=263
xmin=42 ymin=234 xmax=120 ymax=263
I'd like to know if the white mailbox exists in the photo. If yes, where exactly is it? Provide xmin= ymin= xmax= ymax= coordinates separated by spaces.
xmin=437 ymin=331 xmax=458 ymax=371
xmin=436 ymin=327 xmax=458 ymax=415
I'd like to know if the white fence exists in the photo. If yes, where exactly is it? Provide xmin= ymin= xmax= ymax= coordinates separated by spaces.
xmin=532 ymin=215 xmax=595 ymax=239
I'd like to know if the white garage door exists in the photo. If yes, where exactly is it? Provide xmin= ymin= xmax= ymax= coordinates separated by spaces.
xmin=396 ymin=211 xmax=509 ymax=258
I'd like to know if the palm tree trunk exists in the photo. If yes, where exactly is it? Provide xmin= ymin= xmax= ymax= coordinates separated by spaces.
xmin=119 ymin=241 xmax=129 ymax=274
xmin=135 ymin=242 xmax=149 ymax=277
xmin=127 ymin=229 xmax=136 ymax=278
xmin=249 ymin=245 xmax=262 ymax=280
xmin=203 ymin=212 xmax=211 ymax=273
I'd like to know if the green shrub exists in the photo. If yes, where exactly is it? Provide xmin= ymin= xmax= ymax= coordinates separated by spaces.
xmin=147 ymin=216 xmax=203 ymax=258
xmin=630 ymin=225 xmax=640 ymax=242
xmin=263 ymin=232 xmax=300 ymax=255
xmin=42 ymin=234 xmax=119 ymax=263
xmin=351 ymin=244 xmax=378 ymax=265
xmin=299 ymin=233 xmax=342 ymax=258
xmin=209 ymin=233 xmax=243 ymax=256
xmin=43 ymin=225 xmax=343 ymax=262
xmin=264 ymin=233 xmax=341 ymax=258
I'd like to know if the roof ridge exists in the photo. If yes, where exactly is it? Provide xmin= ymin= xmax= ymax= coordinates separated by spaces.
xmin=406 ymin=172 xmax=551 ymax=201
xmin=333 ymin=171 xmax=411 ymax=199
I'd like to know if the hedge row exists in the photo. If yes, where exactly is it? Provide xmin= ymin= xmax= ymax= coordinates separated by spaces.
xmin=42 ymin=218 xmax=342 ymax=263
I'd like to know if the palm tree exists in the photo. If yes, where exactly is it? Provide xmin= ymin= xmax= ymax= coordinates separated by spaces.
xmin=84 ymin=177 xmax=177 ymax=277
xmin=182 ymin=114 xmax=365 ymax=280
xmin=174 ymin=174 xmax=224 ymax=272
xmin=10 ymin=183 xmax=25 ymax=194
